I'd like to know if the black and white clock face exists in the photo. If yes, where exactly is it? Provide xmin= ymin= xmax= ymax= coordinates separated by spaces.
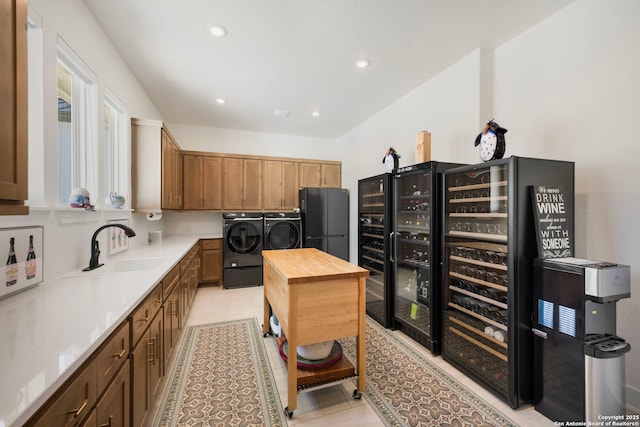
xmin=479 ymin=131 xmax=497 ymax=162
xmin=384 ymin=154 xmax=395 ymax=172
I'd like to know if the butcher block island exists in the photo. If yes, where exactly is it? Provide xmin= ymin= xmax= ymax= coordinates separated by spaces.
xmin=262 ymin=248 xmax=369 ymax=418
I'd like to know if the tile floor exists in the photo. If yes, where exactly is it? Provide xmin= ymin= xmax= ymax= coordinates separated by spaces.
xmin=153 ymin=284 xmax=556 ymax=427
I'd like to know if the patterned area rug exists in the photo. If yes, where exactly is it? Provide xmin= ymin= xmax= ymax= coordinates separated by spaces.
xmin=338 ymin=318 xmax=518 ymax=427
xmin=153 ymin=316 xmax=516 ymax=427
xmin=152 ymin=318 xmax=285 ymax=427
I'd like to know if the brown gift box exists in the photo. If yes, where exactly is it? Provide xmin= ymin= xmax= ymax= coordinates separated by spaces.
xmin=415 ymin=131 xmax=431 ymax=164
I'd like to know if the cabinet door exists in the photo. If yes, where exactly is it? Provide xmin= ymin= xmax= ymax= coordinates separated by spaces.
xmin=201 ymin=249 xmax=222 ymax=282
xmin=173 ymin=145 xmax=183 ymax=209
xmin=161 ymin=131 xmax=174 ymax=209
xmin=202 ymin=157 xmax=222 ymax=210
xmin=95 ymin=361 xmax=130 ymax=427
xmin=130 ymin=311 xmax=162 ymax=427
xmin=0 ymin=0 xmax=28 ymax=215
xmin=243 ymin=159 xmax=262 ymax=209
xmin=299 ymin=163 xmax=320 ymax=188
xmin=222 ymin=158 xmax=244 ymax=209
xmin=148 ymin=312 xmax=164 ymax=399
xmin=182 ymin=155 xmax=203 ymax=209
xmin=321 ymin=163 xmax=341 ymax=188
xmin=281 ymin=161 xmax=299 ymax=209
xmin=263 ymin=160 xmax=283 ymax=210
xmin=130 ymin=330 xmax=150 ymax=427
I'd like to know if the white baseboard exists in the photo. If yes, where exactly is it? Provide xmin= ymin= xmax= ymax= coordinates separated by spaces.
xmin=628 ymin=385 xmax=640 ymax=415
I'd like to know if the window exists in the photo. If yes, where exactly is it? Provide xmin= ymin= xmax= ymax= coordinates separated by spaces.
xmin=103 ymin=88 xmax=130 ymax=207
xmin=57 ymin=37 xmax=98 ymax=205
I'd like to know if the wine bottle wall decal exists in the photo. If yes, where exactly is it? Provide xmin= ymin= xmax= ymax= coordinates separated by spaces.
xmin=25 ymin=235 xmax=37 ymax=280
xmin=6 ymin=237 xmax=18 ymax=287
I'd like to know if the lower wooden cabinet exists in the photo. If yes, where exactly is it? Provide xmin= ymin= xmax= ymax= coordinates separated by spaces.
xmin=26 ymin=243 xmax=202 ymax=427
xmin=95 ymin=361 xmax=130 ymax=427
xmin=200 ymin=239 xmax=222 ymax=285
xmin=130 ymin=310 xmax=163 ymax=427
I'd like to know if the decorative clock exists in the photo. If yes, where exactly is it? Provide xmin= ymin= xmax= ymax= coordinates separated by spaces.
xmin=474 ymin=120 xmax=507 ymax=162
xmin=382 ymin=147 xmax=400 ymax=173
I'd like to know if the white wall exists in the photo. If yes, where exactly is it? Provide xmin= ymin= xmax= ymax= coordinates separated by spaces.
xmin=0 ymin=0 xmax=166 ymax=281
xmin=492 ymin=0 xmax=640 ymax=403
xmin=337 ymin=0 xmax=640 ymax=409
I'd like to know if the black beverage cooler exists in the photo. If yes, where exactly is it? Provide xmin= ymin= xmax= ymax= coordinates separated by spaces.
xmin=441 ymin=156 xmax=575 ymax=408
xmin=358 ymin=173 xmax=394 ymax=328
xmin=392 ymin=161 xmax=462 ymax=354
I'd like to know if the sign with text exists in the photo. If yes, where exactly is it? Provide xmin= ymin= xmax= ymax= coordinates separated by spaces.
xmin=531 ymin=185 xmax=573 ymax=259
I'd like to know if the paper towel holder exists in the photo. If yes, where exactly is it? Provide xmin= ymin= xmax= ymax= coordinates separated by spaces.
xmin=145 ymin=211 xmax=163 ymax=221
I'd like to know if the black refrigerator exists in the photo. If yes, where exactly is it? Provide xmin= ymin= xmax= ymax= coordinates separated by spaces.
xmin=299 ymin=188 xmax=349 ymax=261
xmin=442 ymin=156 xmax=575 ymax=409
xmin=358 ymin=174 xmax=393 ymax=328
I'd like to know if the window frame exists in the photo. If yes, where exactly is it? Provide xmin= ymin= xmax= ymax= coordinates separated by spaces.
xmin=56 ymin=36 xmax=99 ymax=207
xmin=103 ymin=86 xmax=131 ymax=208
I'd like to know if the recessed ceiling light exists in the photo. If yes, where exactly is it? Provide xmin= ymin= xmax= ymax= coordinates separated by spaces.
xmin=216 ymin=98 xmax=227 ymax=104
xmin=209 ymin=25 xmax=227 ymax=37
xmin=312 ymin=111 xmax=321 ymax=117
xmin=355 ymin=59 xmax=370 ymax=69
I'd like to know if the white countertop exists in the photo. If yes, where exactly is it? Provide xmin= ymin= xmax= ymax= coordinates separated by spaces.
xmin=0 ymin=235 xmax=216 ymax=427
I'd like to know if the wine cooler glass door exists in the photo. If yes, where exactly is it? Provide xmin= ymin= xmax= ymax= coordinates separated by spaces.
xmin=393 ymin=169 xmax=433 ymax=341
xmin=443 ymin=163 xmax=511 ymax=399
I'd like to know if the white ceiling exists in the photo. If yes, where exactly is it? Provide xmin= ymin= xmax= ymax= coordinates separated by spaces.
xmin=84 ymin=0 xmax=573 ymax=139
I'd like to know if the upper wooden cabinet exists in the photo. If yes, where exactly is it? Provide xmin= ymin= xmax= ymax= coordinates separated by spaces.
xmin=263 ymin=160 xmax=299 ymax=210
xmin=131 ymin=119 xmax=183 ymax=211
xmin=183 ymin=154 xmax=222 ymax=210
xmin=0 ymin=0 xmax=28 ymax=215
xmin=222 ymin=158 xmax=262 ymax=210
xmin=299 ymin=161 xmax=341 ymax=189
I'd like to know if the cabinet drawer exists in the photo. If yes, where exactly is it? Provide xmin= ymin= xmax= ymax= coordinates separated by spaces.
xmin=95 ymin=321 xmax=129 ymax=394
xmin=201 ymin=239 xmax=221 ymax=250
xmin=162 ymin=264 xmax=181 ymax=299
xmin=180 ymin=246 xmax=198 ymax=274
xmin=130 ymin=284 xmax=162 ymax=347
xmin=27 ymin=362 xmax=97 ymax=427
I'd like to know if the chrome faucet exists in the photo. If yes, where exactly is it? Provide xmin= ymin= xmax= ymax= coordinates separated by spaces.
xmin=83 ymin=224 xmax=136 ymax=271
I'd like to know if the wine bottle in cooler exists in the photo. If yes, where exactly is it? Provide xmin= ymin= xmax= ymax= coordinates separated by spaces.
xmin=6 ymin=237 xmax=18 ymax=286
xmin=25 ymin=235 xmax=37 ymax=280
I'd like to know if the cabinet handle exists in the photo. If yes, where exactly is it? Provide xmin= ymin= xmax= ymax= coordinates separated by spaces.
xmin=139 ymin=313 xmax=150 ymax=323
xmin=112 ymin=348 xmax=126 ymax=359
xmin=146 ymin=341 xmax=154 ymax=363
xmin=67 ymin=399 xmax=88 ymax=417
xmin=99 ymin=415 xmax=114 ymax=427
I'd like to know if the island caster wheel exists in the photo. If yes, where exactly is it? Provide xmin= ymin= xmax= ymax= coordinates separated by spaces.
xmin=284 ymin=406 xmax=294 ymax=419
xmin=353 ymin=389 xmax=362 ymax=399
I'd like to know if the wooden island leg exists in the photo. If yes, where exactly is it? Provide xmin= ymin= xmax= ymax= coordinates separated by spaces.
xmin=357 ymin=276 xmax=366 ymax=392
xmin=286 ymin=286 xmax=298 ymax=416
xmin=263 ymin=261 xmax=270 ymax=336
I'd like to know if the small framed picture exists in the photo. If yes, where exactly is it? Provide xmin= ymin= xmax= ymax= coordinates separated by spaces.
xmin=106 ymin=219 xmax=130 ymax=256
xmin=0 ymin=226 xmax=44 ymax=300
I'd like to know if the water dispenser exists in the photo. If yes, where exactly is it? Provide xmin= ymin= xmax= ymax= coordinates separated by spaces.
xmin=532 ymin=257 xmax=631 ymax=423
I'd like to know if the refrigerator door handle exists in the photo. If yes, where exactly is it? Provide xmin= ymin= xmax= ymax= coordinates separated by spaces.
xmin=389 ymin=231 xmax=396 ymax=263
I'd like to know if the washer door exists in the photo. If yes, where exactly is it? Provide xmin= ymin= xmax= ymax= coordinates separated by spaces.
xmin=226 ymin=221 xmax=262 ymax=254
xmin=266 ymin=222 xmax=300 ymax=249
